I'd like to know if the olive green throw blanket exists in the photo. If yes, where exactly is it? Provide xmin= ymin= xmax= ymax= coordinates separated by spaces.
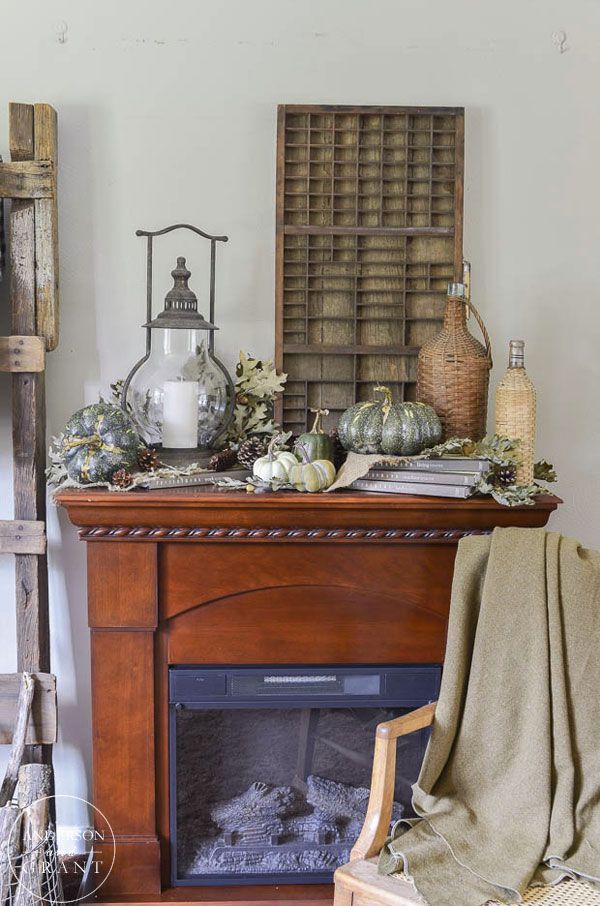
xmin=379 ymin=527 xmax=600 ymax=906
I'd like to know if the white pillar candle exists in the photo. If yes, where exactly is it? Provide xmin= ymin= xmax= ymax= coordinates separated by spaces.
xmin=162 ymin=380 xmax=198 ymax=448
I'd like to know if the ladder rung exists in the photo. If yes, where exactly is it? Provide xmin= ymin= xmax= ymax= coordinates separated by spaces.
xmin=0 ymin=520 xmax=46 ymax=554
xmin=0 ymin=160 xmax=54 ymax=199
xmin=0 ymin=336 xmax=45 ymax=372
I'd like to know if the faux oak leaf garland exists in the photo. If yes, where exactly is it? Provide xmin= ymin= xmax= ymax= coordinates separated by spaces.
xmin=221 ymin=351 xmax=288 ymax=446
xmin=327 ymin=435 xmax=557 ymax=506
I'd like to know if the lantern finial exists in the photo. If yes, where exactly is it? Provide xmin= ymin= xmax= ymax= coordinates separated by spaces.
xmin=164 ymin=257 xmax=197 ymax=313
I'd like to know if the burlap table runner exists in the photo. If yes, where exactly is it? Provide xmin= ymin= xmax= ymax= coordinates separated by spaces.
xmin=326 ymin=451 xmax=431 ymax=491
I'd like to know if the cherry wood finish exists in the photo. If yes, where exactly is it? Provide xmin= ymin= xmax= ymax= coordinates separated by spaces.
xmin=91 ymin=628 xmax=160 ymax=894
xmin=58 ymin=488 xmax=559 ymax=906
xmin=58 ymin=486 xmax=558 ymax=531
xmin=88 ymin=542 xmax=157 ymax=628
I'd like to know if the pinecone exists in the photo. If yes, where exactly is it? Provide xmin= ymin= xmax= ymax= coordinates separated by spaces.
xmin=489 ymin=464 xmax=517 ymax=488
xmin=236 ymin=436 xmax=267 ymax=469
xmin=112 ymin=468 xmax=133 ymax=488
xmin=208 ymin=448 xmax=239 ymax=472
xmin=329 ymin=429 xmax=347 ymax=471
xmin=137 ymin=447 xmax=161 ymax=471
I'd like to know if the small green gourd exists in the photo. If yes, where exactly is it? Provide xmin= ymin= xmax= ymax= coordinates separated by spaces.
xmin=294 ymin=408 xmax=335 ymax=464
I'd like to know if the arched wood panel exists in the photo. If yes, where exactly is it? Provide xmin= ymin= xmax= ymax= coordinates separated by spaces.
xmin=159 ymin=541 xmax=456 ymax=621
xmin=167 ymin=584 xmax=447 ymax=665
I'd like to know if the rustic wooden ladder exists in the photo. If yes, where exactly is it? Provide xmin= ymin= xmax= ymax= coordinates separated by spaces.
xmin=0 ymin=102 xmax=59 ymax=768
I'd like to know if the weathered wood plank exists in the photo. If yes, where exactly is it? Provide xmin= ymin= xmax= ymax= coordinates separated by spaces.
xmin=0 ymin=161 xmax=54 ymax=199
xmin=9 ymin=201 xmax=36 ymax=334
xmin=8 ymin=104 xmax=33 ymax=161
xmin=0 ymin=673 xmax=57 ymax=746
xmin=0 ymin=336 xmax=45 ymax=373
xmin=34 ymin=104 xmax=59 ymax=351
xmin=0 ymin=521 xmax=46 ymax=555
xmin=453 ymin=111 xmax=465 ymax=281
xmin=9 ymin=106 xmax=51 ymax=726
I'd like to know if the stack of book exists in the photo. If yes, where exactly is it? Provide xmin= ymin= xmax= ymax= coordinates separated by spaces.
xmin=138 ymin=468 xmax=250 ymax=490
xmin=349 ymin=457 xmax=490 ymax=499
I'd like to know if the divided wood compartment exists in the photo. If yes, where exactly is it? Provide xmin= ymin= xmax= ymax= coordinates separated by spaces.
xmin=275 ymin=105 xmax=464 ymax=435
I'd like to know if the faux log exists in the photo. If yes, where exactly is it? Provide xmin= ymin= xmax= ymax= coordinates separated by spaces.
xmin=0 ymin=674 xmax=34 ymax=808
xmin=0 ymin=675 xmax=36 ymax=906
xmin=14 ymin=764 xmax=53 ymax=906
xmin=0 ymin=804 xmax=19 ymax=906
xmin=0 ymin=673 xmax=57 ymax=747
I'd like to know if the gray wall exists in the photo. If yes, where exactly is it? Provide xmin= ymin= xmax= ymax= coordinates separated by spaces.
xmin=1 ymin=0 xmax=598 ymax=839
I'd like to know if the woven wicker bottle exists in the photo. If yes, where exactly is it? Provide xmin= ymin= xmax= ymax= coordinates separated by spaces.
xmin=417 ymin=282 xmax=492 ymax=441
xmin=495 ymin=340 xmax=536 ymax=484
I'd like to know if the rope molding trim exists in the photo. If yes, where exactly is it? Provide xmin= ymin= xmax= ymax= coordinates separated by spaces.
xmin=78 ymin=526 xmax=492 ymax=543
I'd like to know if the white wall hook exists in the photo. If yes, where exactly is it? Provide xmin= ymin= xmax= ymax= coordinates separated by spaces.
xmin=56 ymin=20 xmax=68 ymax=44
xmin=552 ymin=30 xmax=567 ymax=54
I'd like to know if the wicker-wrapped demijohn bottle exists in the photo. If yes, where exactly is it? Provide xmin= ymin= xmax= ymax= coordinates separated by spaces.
xmin=495 ymin=340 xmax=536 ymax=484
xmin=417 ymin=281 xmax=492 ymax=441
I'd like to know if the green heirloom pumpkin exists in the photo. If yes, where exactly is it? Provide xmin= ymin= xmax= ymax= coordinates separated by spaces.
xmin=337 ymin=385 xmax=442 ymax=456
xmin=294 ymin=408 xmax=335 ymax=463
xmin=61 ymin=403 xmax=139 ymax=484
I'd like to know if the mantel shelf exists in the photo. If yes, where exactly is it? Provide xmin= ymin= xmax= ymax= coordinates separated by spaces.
xmin=57 ymin=487 xmax=560 ymax=534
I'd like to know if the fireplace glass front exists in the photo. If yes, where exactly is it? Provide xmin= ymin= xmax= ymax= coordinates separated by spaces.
xmin=169 ymin=665 xmax=441 ymax=886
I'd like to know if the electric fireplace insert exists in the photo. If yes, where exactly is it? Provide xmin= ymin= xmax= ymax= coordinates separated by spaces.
xmin=169 ymin=665 xmax=441 ymax=887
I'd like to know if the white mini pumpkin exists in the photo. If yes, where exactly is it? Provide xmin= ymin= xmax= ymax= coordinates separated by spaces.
xmin=252 ymin=436 xmax=298 ymax=482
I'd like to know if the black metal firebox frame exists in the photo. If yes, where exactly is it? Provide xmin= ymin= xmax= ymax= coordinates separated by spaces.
xmin=168 ymin=664 xmax=441 ymax=887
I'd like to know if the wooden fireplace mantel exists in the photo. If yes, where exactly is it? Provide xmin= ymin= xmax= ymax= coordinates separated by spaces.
xmin=57 ymin=485 xmax=559 ymax=532
xmin=58 ymin=487 xmax=559 ymax=906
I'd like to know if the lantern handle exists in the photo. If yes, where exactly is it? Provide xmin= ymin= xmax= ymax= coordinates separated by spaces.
xmin=123 ymin=223 xmax=235 ymax=444
xmin=135 ymin=223 xmax=229 ymax=355
xmin=135 ymin=224 xmax=229 ymax=243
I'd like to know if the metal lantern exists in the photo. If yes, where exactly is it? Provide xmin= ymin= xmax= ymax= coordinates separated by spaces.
xmin=122 ymin=223 xmax=235 ymax=466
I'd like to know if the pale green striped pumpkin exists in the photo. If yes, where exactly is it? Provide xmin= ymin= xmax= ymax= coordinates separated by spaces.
xmin=289 ymin=443 xmax=336 ymax=492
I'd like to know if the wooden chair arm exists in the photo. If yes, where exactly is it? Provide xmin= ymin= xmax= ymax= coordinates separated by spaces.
xmin=375 ymin=700 xmax=436 ymax=741
xmin=350 ymin=701 xmax=437 ymax=860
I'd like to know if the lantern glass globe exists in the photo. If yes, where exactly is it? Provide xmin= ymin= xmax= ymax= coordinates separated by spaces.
xmin=127 ymin=327 xmax=228 ymax=449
